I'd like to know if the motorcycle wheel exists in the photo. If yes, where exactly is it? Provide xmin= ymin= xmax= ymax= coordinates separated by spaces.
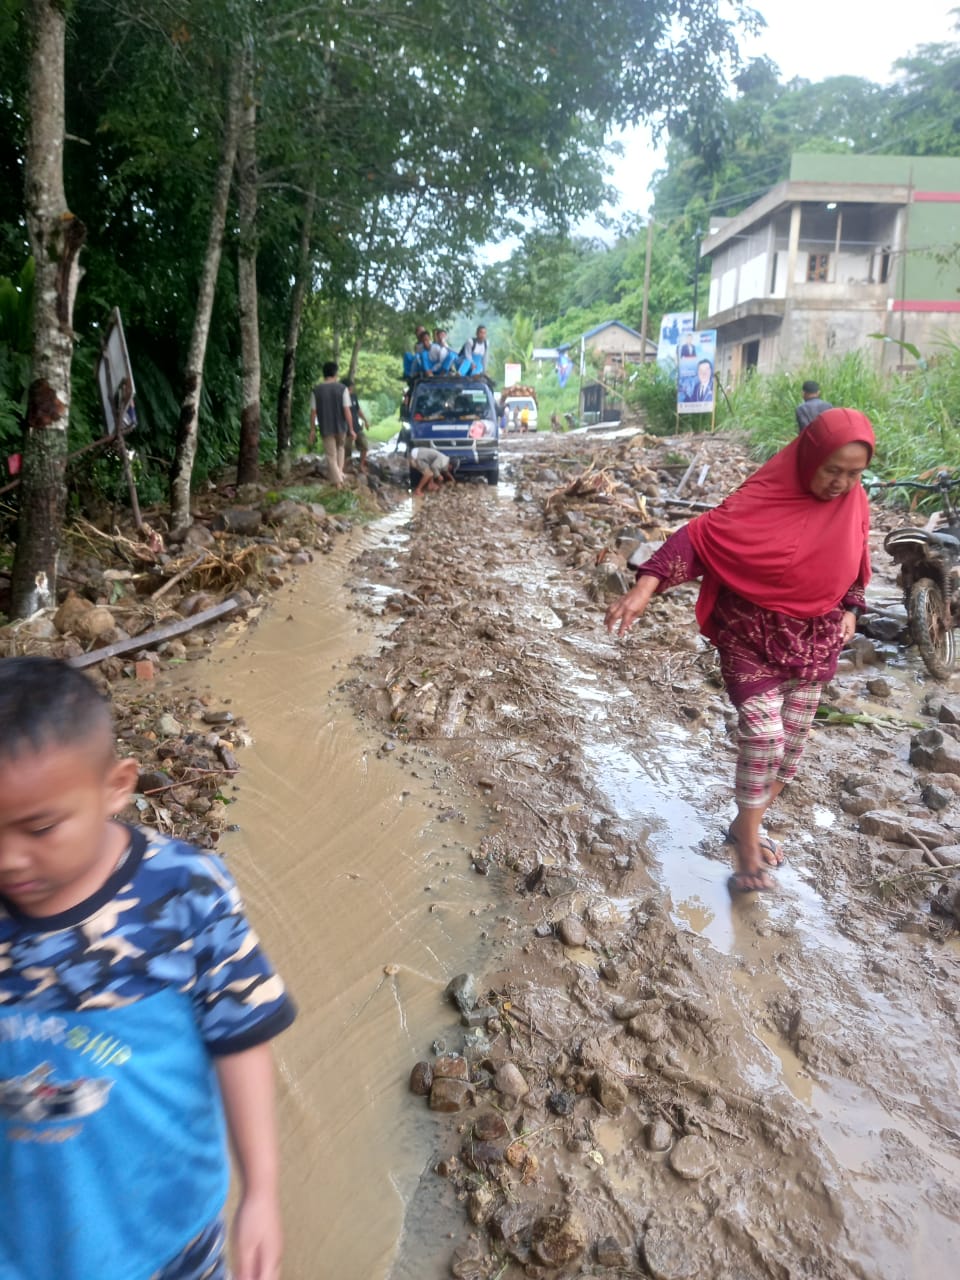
xmin=909 ymin=578 xmax=957 ymax=678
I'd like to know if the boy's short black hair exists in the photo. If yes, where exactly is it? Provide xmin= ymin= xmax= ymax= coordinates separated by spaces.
xmin=323 ymin=360 xmax=338 ymax=378
xmin=0 ymin=657 xmax=114 ymax=763
xmin=802 ymin=380 xmax=821 ymax=395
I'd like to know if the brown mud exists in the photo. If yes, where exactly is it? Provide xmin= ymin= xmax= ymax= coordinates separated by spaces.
xmin=335 ymin=429 xmax=960 ymax=1279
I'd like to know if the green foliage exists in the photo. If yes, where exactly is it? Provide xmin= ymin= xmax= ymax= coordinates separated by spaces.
xmin=729 ymin=344 xmax=960 ymax=484
xmin=623 ymin=362 xmax=685 ymax=435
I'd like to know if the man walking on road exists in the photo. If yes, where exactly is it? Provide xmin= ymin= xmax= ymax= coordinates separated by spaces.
xmin=795 ymin=380 xmax=833 ymax=433
xmin=309 ymin=361 xmax=354 ymax=488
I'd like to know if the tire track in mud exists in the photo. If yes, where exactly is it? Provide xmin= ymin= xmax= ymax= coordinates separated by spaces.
xmin=349 ymin=454 xmax=960 ymax=1279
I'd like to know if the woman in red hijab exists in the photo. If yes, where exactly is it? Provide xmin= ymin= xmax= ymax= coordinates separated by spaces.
xmin=605 ymin=409 xmax=875 ymax=893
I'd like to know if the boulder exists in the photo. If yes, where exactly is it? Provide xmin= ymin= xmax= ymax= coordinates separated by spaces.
xmin=210 ymin=508 xmax=263 ymax=536
xmin=592 ymin=1072 xmax=628 ymax=1117
xmin=668 ymin=1134 xmax=716 ymax=1180
xmin=493 ymin=1062 xmax=529 ymax=1100
xmin=531 ymin=1213 xmax=586 ymax=1267
xmin=859 ymin=810 xmax=947 ymax=845
xmin=182 ymin=522 xmax=216 ymax=549
xmin=909 ymin=728 xmax=960 ymax=776
xmin=429 ymin=1078 xmax=471 ymax=1112
xmin=444 ymin=972 xmax=478 ymax=1016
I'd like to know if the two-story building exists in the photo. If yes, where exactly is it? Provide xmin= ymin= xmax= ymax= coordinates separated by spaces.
xmin=700 ymin=154 xmax=960 ymax=381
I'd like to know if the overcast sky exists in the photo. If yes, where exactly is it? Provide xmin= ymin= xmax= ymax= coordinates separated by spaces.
xmin=599 ymin=0 xmax=959 ymax=225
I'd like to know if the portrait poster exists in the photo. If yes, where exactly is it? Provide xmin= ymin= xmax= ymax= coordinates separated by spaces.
xmin=676 ymin=329 xmax=717 ymax=416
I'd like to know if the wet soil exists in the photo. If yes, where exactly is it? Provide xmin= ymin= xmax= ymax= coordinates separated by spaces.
xmin=335 ymin=428 xmax=960 ymax=1279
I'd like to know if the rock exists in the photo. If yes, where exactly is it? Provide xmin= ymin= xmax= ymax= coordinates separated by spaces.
xmin=179 ymin=591 xmax=218 ymax=618
xmin=931 ymin=844 xmax=960 ymax=866
xmin=210 ymin=507 xmax=262 ymax=535
xmin=53 ymin=591 xmax=92 ymax=635
xmin=429 ymin=1078 xmax=470 ymax=1112
xmin=668 ymin=1134 xmax=716 ymax=1180
xmin=647 ymin=1118 xmax=674 ymax=1151
xmin=467 ymin=1186 xmax=497 ymax=1226
xmin=444 ymin=972 xmax=477 ymax=1015
xmin=939 ymin=700 xmax=960 ymax=726
xmin=864 ymin=810 xmax=948 ymax=846
xmin=598 ymin=959 xmax=621 ymax=985
xmin=201 ymin=709 xmax=234 ymax=725
xmin=433 ymin=1054 xmax=468 ymax=1080
xmin=643 ymin=1225 xmax=705 ymax=1280
xmin=863 ymin=614 xmax=905 ymax=642
xmin=74 ymin=606 xmax=115 ymax=642
xmin=450 ymin=1242 xmax=485 ymax=1280
xmin=137 ymin=769 xmax=171 ymax=794
xmin=848 ymin=635 xmax=881 ymax=667
xmin=264 ymin=499 xmax=306 ymax=526
xmin=595 ymin=1236 xmax=628 ymax=1268
xmin=547 ymin=1090 xmax=575 ymax=1116
xmin=909 ymin=728 xmax=960 ymax=776
xmin=531 ymin=1213 xmax=587 ymax=1267
xmin=533 ymin=922 xmax=553 ymax=938
xmin=20 ymin=616 xmax=58 ymax=640
xmin=922 ymin=783 xmax=953 ymax=812
xmin=589 ymin=840 xmax=616 ymax=857
xmin=557 ymin=914 xmax=587 ymax=947
xmin=626 ymin=1012 xmax=667 ymax=1043
xmin=134 ymin=659 xmax=155 ymax=680
xmin=592 ymin=1072 xmax=628 ymax=1116
xmin=157 ymin=713 xmax=183 ymax=738
xmin=839 ymin=791 xmax=883 ymax=817
xmin=182 ymin=522 xmax=216 ymax=549
xmin=474 ymin=1111 xmax=509 ymax=1142
xmin=493 ymin=1062 xmax=529 ymax=1100
xmin=866 ymin=677 xmax=892 ymax=698
xmin=409 ymin=1062 xmax=432 ymax=1095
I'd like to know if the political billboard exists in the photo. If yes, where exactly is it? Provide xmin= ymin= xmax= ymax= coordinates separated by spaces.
xmin=676 ymin=329 xmax=717 ymax=416
xmin=656 ymin=312 xmax=694 ymax=369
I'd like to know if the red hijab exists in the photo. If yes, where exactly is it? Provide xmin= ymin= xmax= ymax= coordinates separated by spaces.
xmin=687 ymin=408 xmax=874 ymax=630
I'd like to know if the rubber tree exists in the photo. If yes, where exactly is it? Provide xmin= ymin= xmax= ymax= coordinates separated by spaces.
xmin=11 ymin=0 xmax=85 ymax=619
xmin=235 ymin=41 xmax=261 ymax=486
xmin=276 ymin=182 xmax=315 ymax=479
xmin=169 ymin=52 xmax=243 ymax=534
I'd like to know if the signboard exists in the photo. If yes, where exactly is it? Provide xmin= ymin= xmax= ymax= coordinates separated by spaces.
xmin=677 ymin=329 xmax=717 ymax=416
xmin=97 ymin=308 xmax=136 ymax=436
xmin=657 ymin=312 xmax=694 ymax=369
xmin=504 ymin=361 xmax=522 ymax=386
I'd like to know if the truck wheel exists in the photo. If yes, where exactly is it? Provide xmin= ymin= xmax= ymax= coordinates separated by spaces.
xmin=485 ymin=466 xmax=499 ymax=486
xmin=910 ymin=578 xmax=956 ymax=678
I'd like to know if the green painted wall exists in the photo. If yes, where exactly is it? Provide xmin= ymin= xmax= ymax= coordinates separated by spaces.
xmin=790 ymin=153 xmax=960 ymax=190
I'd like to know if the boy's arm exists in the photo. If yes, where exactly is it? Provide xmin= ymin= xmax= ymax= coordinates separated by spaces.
xmin=216 ymin=1043 xmax=283 ymax=1280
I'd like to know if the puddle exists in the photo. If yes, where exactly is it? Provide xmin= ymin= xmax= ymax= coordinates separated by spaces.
xmin=194 ymin=514 xmax=495 ymax=1280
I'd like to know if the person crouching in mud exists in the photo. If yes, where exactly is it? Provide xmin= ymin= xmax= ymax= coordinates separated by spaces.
xmin=604 ymin=409 xmax=874 ymax=894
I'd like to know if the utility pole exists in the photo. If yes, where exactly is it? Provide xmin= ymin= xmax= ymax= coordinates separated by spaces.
xmin=691 ymin=226 xmax=703 ymax=327
xmin=639 ymin=218 xmax=654 ymax=354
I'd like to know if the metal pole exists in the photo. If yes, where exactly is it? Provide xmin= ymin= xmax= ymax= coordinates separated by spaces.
xmin=692 ymin=226 xmax=702 ymax=326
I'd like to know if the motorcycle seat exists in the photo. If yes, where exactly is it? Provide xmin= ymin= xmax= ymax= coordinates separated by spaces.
xmin=930 ymin=532 xmax=960 ymax=550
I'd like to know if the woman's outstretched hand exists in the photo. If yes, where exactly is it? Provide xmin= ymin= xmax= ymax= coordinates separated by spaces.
xmin=604 ymin=576 xmax=659 ymax=636
xmin=840 ymin=609 xmax=858 ymax=644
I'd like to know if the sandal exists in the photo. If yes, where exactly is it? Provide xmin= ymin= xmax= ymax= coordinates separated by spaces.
xmin=728 ymin=869 xmax=775 ymax=895
xmin=725 ymin=827 xmax=785 ymax=868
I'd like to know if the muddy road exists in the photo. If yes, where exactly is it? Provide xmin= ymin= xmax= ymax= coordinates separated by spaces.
xmin=216 ymin=430 xmax=959 ymax=1278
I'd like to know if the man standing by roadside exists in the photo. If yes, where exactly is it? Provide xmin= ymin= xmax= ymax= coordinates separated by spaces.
xmin=309 ymin=361 xmax=354 ymax=488
xmin=795 ymin=380 xmax=833 ymax=433
xmin=344 ymin=376 xmax=369 ymax=475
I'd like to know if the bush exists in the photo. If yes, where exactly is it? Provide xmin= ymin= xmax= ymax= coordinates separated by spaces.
xmin=623 ymin=362 xmax=684 ymax=435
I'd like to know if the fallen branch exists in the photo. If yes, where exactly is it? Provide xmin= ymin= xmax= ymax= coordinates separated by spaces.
xmin=142 ymin=767 xmax=237 ymax=796
xmin=68 ymin=595 xmax=244 ymax=669
xmin=150 ymin=551 xmax=210 ymax=601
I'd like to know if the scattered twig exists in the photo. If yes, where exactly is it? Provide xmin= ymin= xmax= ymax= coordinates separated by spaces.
xmin=68 ymin=595 xmax=244 ymax=669
xmin=150 ymin=551 xmax=210 ymax=601
xmin=142 ymin=767 xmax=237 ymax=796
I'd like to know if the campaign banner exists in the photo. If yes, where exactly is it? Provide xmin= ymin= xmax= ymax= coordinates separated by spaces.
xmin=504 ymin=362 xmax=522 ymax=386
xmin=656 ymin=312 xmax=694 ymax=369
xmin=677 ymin=329 xmax=717 ymax=416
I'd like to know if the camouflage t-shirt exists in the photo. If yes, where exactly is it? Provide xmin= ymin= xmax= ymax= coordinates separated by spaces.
xmin=0 ymin=825 xmax=295 ymax=1280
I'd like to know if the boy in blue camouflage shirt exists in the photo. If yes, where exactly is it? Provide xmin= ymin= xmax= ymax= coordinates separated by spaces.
xmin=0 ymin=657 xmax=295 ymax=1280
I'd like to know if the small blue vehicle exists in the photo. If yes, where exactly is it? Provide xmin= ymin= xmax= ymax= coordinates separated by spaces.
xmin=402 ymin=374 xmax=500 ymax=485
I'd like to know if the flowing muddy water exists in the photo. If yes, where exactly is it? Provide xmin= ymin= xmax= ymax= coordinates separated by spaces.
xmin=189 ymin=509 xmax=502 ymax=1279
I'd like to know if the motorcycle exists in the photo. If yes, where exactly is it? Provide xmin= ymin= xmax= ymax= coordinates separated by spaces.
xmin=880 ymin=472 xmax=960 ymax=678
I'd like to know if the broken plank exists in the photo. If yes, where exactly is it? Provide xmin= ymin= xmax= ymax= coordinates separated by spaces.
xmin=68 ymin=596 xmax=244 ymax=669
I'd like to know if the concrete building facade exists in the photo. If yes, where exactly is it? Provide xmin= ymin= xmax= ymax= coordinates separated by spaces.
xmin=700 ymin=155 xmax=960 ymax=381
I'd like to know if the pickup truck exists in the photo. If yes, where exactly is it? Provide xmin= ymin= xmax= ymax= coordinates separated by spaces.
xmin=402 ymin=374 xmax=500 ymax=485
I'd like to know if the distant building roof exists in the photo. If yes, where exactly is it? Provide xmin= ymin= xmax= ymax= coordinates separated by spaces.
xmin=532 ymin=347 xmax=560 ymax=360
xmin=581 ymin=319 xmax=644 ymax=341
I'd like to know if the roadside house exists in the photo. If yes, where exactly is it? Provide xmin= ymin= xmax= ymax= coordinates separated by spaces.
xmin=699 ymin=154 xmax=960 ymax=381
xmin=569 ymin=320 xmax=657 ymax=422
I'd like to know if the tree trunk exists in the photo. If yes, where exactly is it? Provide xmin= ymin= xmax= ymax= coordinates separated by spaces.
xmin=276 ymin=183 xmax=316 ymax=480
xmin=235 ymin=46 xmax=261 ymax=486
xmin=169 ymin=54 xmax=243 ymax=534
xmin=347 ymin=332 xmax=362 ymax=381
xmin=11 ymin=0 xmax=86 ymax=619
